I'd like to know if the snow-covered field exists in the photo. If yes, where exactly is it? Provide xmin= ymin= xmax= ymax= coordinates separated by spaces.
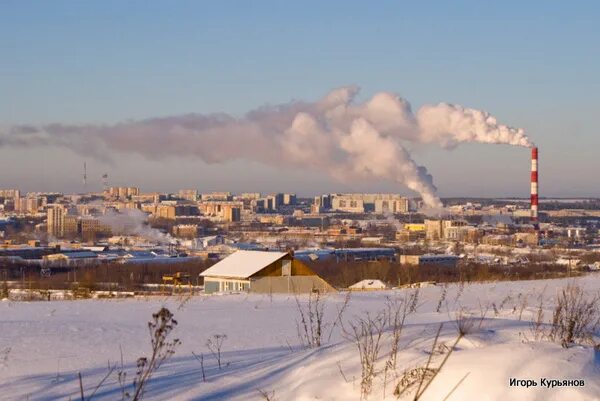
xmin=2 ymin=276 xmax=600 ymax=401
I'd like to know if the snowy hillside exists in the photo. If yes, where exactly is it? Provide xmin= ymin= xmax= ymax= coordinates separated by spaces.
xmin=2 ymin=276 xmax=600 ymax=400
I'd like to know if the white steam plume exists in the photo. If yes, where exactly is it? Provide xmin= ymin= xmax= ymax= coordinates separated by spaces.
xmin=98 ymin=209 xmax=172 ymax=244
xmin=0 ymin=87 xmax=531 ymax=208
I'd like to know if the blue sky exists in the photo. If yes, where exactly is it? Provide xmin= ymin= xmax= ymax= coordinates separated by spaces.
xmin=1 ymin=1 xmax=599 ymax=197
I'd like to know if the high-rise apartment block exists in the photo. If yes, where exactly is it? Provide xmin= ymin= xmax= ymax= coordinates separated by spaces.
xmin=108 ymin=187 xmax=140 ymax=200
xmin=319 ymin=194 xmax=409 ymax=214
xmin=200 ymin=201 xmax=242 ymax=222
xmin=47 ymin=205 xmax=66 ymax=237
xmin=178 ymin=189 xmax=198 ymax=202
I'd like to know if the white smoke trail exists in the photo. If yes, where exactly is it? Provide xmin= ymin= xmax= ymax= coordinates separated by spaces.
xmin=0 ymin=87 xmax=530 ymax=208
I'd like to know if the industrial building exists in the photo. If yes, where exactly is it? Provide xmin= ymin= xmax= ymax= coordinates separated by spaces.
xmin=318 ymin=193 xmax=409 ymax=214
xmin=172 ymin=224 xmax=201 ymax=238
xmin=400 ymin=254 xmax=459 ymax=267
xmin=424 ymin=219 xmax=471 ymax=241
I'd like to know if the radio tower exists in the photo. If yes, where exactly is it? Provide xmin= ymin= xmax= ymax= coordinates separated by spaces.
xmin=83 ymin=162 xmax=87 ymax=189
xmin=102 ymin=173 xmax=109 ymax=192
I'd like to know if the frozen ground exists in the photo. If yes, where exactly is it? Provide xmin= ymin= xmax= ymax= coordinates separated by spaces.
xmin=1 ymin=276 xmax=600 ymax=400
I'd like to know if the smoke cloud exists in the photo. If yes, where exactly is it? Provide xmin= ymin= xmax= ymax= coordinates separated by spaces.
xmin=98 ymin=209 xmax=173 ymax=244
xmin=1 ymin=87 xmax=530 ymax=208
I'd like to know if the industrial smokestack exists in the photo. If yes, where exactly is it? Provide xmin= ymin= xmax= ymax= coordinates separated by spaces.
xmin=530 ymin=146 xmax=539 ymax=222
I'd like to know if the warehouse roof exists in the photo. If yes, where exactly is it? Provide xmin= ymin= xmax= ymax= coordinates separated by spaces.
xmin=200 ymin=250 xmax=288 ymax=279
xmin=60 ymin=251 xmax=99 ymax=259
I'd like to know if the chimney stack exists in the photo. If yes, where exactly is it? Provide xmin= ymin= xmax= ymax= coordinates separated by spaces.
xmin=530 ymin=146 xmax=538 ymax=222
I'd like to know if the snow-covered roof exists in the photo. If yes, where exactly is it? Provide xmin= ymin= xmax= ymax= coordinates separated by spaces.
xmin=349 ymin=279 xmax=388 ymax=290
xmin=200 ymin=250 xmax=288 ymax=279
xmin=59 ymin=251 xmax=98 ymax=259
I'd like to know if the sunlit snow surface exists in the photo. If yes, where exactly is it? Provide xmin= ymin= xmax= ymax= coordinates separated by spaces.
xmin=2 ymin=276 xmax=600 ymax=400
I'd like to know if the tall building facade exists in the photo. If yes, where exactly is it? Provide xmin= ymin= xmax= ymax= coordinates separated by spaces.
xmin=325 ymin=194 xmax=410 ymax=214
xmin=178 ymin=189 xmax=198 ymax=201
xmin=47 ymin=205 xmax=65 ymax=237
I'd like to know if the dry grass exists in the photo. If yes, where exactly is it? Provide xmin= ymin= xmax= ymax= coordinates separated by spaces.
xmin=206 ymin=334 xmax=227 ymax=370
xmin=547 ymin=284 xmax=600 ymax=348
xmin=345 ymin=311 xmax=387 ymax=400
xmin=393 ymin=324 xmax=463 ymax=401
xmin=257 ymin=388 xmax=278 ymax=401
xmin=295 ymin=290 xmax=351 ymax=348
xmin=0 ymin=347 xmax=11 ymax=368
xmin=77 ymin=307 xmax=181 ymax=401
xmin=295 ymin=291 xmax=326 ymax=348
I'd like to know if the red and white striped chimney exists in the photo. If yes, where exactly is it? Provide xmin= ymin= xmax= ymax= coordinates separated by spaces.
xmin=530 ymin=146 xmax=539 ymax=222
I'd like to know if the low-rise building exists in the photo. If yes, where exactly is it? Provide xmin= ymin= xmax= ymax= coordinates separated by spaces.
xmin=200 ymin=250 xmax=335 ymax=294
xmin=400 ymin=254 xmax=459 ymax=267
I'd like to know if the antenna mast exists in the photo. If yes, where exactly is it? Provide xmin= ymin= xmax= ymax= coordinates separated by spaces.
xmin=83 ymin=162 xmax=87 ymax=189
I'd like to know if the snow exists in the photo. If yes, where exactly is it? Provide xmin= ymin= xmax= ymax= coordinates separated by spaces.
xmin=200 ymin=250 xmax=288 ymax=279
xmin=349 ymin=279 xmax=388 ymax=290
xmin=1 ymin=276 xmax=600 ymax=400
